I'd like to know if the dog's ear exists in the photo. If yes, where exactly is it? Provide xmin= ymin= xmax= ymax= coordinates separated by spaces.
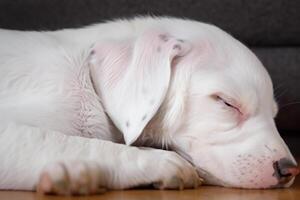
xmin=89 ymin=31 xmax=191 ymax=145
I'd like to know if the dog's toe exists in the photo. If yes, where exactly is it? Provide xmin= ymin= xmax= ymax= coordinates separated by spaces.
xmin=153 ymin=176 xmax=184 ymax=190
xmin=149 ymin=151 xmax=204 ymax=190
xmin=37 ymin=171 xmax=70 ymax=195
xmin=37 ymin=161 xmax=106 ymax=195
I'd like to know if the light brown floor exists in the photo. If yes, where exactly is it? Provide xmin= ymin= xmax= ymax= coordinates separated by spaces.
xmin=0 ymin=176 xmax=299 ymax=200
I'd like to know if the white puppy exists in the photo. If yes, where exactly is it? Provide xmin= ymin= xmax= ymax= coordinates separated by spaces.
xmin=0 ymin=17 xmax=298 ymax=195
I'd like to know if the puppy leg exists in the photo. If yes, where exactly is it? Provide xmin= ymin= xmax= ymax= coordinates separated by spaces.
xmin=0 ymin=123 xmax=110 ymax=194
xmin=38 ymin=149 xmax=203 ymax=195
xmin=0 ymin=123 xmax=202 ymax=195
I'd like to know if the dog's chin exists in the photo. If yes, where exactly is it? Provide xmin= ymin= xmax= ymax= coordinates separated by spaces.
xmin=196 ymin=167 xmax=292 ymax=189
xmin=174 ymin=148 xmax=235 ymax=187
xmin=196 ymin=167 xmax=231 ymax=187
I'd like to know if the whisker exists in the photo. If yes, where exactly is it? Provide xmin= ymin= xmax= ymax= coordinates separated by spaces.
xmin=273 ymin=82 xmax=288 ymax=101
xmin=274 ymin=82 xmax=286 ymax=93
xmin=274 ymin=88 xmax=288 ymax=102
xmin=275 ymin=88 xmax=288 ymax=100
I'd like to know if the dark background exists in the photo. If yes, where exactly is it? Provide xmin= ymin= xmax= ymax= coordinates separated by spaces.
xmin=0 ymin=0 xmax=299 ymax=154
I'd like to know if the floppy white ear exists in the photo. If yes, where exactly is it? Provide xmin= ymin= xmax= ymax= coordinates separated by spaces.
xmin=89 ymin=31 xmax=191 ymax=145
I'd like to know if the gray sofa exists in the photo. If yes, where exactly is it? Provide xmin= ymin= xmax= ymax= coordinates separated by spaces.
xmin=0 ymin=0 xmax=299 ymax=154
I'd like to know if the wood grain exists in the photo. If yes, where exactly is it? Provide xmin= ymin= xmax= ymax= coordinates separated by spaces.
xmin=0 ymin=176 xmax=299 ymax=200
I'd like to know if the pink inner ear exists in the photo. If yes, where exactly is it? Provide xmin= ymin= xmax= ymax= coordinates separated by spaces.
xmin=90 ymin=41 xmax=133 ymax=87
xmin=89 ymin=32 xmax=191 ymax=87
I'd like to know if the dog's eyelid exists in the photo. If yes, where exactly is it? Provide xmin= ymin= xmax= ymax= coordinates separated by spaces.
xmin=211 ymin=93 xmax=242 ymax=113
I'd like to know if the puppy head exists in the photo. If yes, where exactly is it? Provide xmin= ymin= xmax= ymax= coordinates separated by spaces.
xmin=88 ymin=25 xmax=298 ymax=189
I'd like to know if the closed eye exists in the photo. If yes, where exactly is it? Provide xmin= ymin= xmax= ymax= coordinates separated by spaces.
xmin=211 ymin=94 xmax=242 ymax=114
xmin=220 ymin=98 xmax=235 ymax=108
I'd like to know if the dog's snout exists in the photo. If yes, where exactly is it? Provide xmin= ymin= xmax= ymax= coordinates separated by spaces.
xmin=273 ymin=158 xmax=299 ymax=186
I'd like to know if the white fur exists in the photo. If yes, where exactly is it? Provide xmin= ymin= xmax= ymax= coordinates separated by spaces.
xmin=0 ymin=17 xmax=296 ymax=192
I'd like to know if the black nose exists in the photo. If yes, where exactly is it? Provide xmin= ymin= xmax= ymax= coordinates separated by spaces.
xmin=273 ymin=158 xmax=300 ymax=185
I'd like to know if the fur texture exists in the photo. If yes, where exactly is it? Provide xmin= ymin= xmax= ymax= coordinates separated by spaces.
xmin=0 ymin=17 xmax=298 ymax=194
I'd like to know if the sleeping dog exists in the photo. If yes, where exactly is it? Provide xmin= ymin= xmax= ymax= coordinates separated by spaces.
xmin=0 ymin=17 xmax=298 ymax=195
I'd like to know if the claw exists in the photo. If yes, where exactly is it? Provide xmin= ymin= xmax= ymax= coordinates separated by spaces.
xmin=153 ymin=181 xmax=164 ymax=190
xmin=153 ymin=176 xmax=186 ymax=190
xmin=37 ymin=172 xmax=53 ymax=194
xmin=170 ymin=176 xmax=184 ymax=190
xmin=194 ymin=177 xmax=204 ymax=188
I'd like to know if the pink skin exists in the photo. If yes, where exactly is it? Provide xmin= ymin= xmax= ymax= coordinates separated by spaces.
xmin=231 ymin=153 xmax=283 ymax=188
xmin=212 ymin=93 xmax=249 ymax=125
xmin=90 ymin=31 xmax=191 ymax=91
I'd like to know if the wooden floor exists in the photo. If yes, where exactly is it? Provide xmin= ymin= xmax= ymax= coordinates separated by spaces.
xmin=0 ymin=176 xmax=299 ymax=200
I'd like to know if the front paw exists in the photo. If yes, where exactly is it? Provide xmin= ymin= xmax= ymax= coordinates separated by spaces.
xmin=143 ymin=150 xmax=203 ymax=190
xmin=37 ymin=161 xmax=106 ymax=195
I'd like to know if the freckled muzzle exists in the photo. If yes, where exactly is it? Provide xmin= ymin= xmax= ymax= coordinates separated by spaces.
xmin=273 ymin=158 xmax=300 ymax=187
xmin=195 ymin=154 xmax=299 ymax=189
